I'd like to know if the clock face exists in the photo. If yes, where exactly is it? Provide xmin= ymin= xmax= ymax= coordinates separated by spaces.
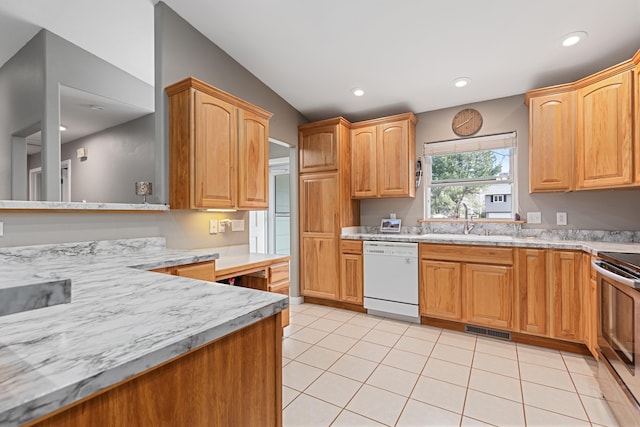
xmin=452 ymin=108 xmax=483 ymax=137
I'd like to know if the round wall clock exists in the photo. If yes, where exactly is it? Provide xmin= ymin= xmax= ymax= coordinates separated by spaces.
xmin=452 ymin=108 xmax=483 ymax=137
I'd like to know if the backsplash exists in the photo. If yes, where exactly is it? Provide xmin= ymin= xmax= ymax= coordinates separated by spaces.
xmin=347 ymin=223 xmax=640 ymax=243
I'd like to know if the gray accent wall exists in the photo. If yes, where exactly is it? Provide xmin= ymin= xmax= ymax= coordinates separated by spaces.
xmin=360 ymin=94 xmax=640 ymax=231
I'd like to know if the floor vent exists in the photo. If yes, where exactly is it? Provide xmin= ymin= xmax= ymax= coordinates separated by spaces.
xmin=464 ymin=324 xmax=511 ymax=341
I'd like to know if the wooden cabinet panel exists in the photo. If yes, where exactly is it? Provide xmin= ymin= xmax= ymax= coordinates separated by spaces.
xmin=577 ymin=71 xmax=633 ymax=189
xmin=550 ymin=250 xmax=583 ymax=341
xmin=300 ymin=173 xmax=338 ymax=234
xmin=529 ymin=91 xmax=574 ymax=192
xmin=300 ymin=237 xmax=339 ymax=300
xmin=420 ymin=243 xmax=514 ymax=266
xmin=517 ymin=249 xmax=548 ymax=335
xmin=350 ymin=113 xmax=416 ymax=199
xmin=299 ymin=124 xmax=340 ymax=173
xmin=464 ymin=263 xmax=513 ymax=329
xmin=175 ymin=261 xmax=216 ymax=282
xmin=268 ymin=262 xmax=290 ymax=284
xmin=166 ymin=78 xmax=272 ymax=210
xmin=341 ymin=239 xmax=363 ymax=255
xmin=351 ymin=125 xmax=378 ymax=198
xmin=237 ymin=109 xmax=269 ymax=209
xmin=194 ymin=91 xmax=237 ymax=209
xmin=583 ymin=253 xmax=598 ymax=358
xmin=340 ymin=253 xmax=363 ymax=304
xmin=420 ymin=259 xmax=462 ymax=320
xmin=378 ymin=119 xmax=415 ymax=197
xmin=635 ymin=65 xmax=640 ymax=183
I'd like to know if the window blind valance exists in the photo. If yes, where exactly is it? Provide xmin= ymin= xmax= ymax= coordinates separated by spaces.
xmin=423 ymin=132 xmax=517 ymax=156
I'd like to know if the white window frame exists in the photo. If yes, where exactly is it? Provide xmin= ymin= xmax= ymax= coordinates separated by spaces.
xmin=422 ymin=132 xmax=518 ymax=219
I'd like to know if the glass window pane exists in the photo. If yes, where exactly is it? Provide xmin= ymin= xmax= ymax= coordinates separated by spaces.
xmin=429 ymin=184 xmax=512 ymax=219
xmin=274 ymin=174 xmax=290 ymax=213
xmin=432 ymin=148 xmax=510 ymax=183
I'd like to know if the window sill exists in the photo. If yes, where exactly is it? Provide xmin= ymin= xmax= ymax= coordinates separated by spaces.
xmin=418 ymin=218 xmax=526 ymax=224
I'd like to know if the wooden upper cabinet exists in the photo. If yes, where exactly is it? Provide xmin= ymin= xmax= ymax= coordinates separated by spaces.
xmin=299 ymin=119 xmax=350 ymax=173
xmin=635 ymin=61 xmax=640 ymax=183
xmin=528 ymin=91 xmax=575 ymax=192
xmin=166 ymin=77 xmax=272 ymax=210
xmin=237 ymin=109 xmax=269 ymax=209
xmin=351 ymin=113 xmax=417 ymax=199
xmin=351 ymin=125 xmax=378 ymax=198
xmin=577 ymin=70 xmax=634 ymax=189
xmin=194 ymin=91 xmax=237 ymax=209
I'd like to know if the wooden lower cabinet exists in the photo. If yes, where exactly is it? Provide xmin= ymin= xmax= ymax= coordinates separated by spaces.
xmin=340 ymin=240 xmax=363 ymax=304
xmin=29 ymin=314 xmax=283 ymax=427
xmin=151 ymin=261 xmax=215 ymax=281
xmin=550 ymin=250 xmax=583 ymax=341
xmin=464 ymin=263 xmax=513 ymax=329
xmin=583 ymin=253 xmax=599 ymax=358
xmin=419 ymin=260 xmax=462 ymax=320
xmin=517 ymin=248 xmax=548 ymax=335
xmin=301 ymin=237 xmax=339 ymax=300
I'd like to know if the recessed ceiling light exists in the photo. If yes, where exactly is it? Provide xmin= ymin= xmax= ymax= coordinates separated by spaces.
xmin=452 ymin=77 xmax=471 ymax=88
xmin=562 ymin=31 xmax=588 ymax=47
xmin=59 ymin=125 xmax=67 ymax=131
xmin=89 ymin=104 xmax=104 ymax=111
xmin=352 ymin=88 xmax=364 ymax=97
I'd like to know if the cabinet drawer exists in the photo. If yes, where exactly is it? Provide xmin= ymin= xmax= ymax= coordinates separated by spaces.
xmin=174 ymin=261 xmax=216 ymax=281
xmin=420 ymin=244 xmax=513 ymax=266
xmin=269 ymin=262 xmax=290 ymax=284
xmin=268 ymin=281 xmax=290 ymax=295
xmin=341 ymin=240 xmax=363 ymax=255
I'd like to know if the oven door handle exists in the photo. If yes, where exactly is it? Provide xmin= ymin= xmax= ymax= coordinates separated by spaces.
xmin=592 ymin=260 xmax=640 ymax=289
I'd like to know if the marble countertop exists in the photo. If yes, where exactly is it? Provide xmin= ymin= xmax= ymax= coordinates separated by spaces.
xmin=341 ymin=232 xmax=640 ymax=255
xmin=0 ymin=238 xmax=288 ymax=426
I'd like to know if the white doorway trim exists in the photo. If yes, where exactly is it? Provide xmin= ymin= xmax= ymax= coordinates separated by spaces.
xmin=29 ymin=159 xmax=72 ymax=202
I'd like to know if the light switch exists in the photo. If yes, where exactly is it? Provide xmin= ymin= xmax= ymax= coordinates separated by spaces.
xmin=209 ymin=219 xmax=218 ymax=234
xmin=557 ymin=212 xmax=568 ymax=226
xmin=231 ymin=220 xmax=245 ymax=231
xmin=526 ymin=212 xmax=542 ymax=224
xmin=0 ymin=221 xmax=3 ymax=237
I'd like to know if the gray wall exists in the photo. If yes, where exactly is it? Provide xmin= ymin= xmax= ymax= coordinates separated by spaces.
xmin=29 ymin=114 xmax=155 ymax=203
xmin=361 ymin=94 xmax=640 ymax=231
xmin=0 ymin=31 xmax=45 ymax=199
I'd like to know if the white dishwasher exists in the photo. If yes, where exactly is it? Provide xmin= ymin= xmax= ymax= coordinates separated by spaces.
xmin=363 ymin=241 xmax=419 ymax=322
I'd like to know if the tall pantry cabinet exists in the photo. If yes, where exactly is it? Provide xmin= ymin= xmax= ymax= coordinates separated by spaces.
xmin=299 ymin=118 xmax=360 ymax=301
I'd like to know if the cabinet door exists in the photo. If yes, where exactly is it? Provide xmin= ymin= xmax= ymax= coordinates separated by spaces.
xmin=194 ymin=90 xmax=237 ymax=208
xmin=636 ymin=66 xmax=640 ymax=183
xmin=529 ymin=92 xmax=574 ymax=192
xmin=377 ymin=120 xmax=415 ymax=197
xmin=465 ymin=263 xmax=513 ymax=329
xmin=351 ymin=125 xmax=378 ymax=198
xmin=300 ymin=173 xmax=339 ymax=300
xmin=237 ymin=109 xmax=269 ymax=209
xmin=583 ymin=253 xmax=598 ymax=358
xmin=340 ymin=253 xmax=363 ymax=304
xmin=517 ymin=249 xmax=548 ymax=335
xmin=550 ymin=250 xmax=583 ymax=341
xmin=301 ymin=237 xmax=339 ymax=300
xmin=576 ymin=71 xmax=633 ymax=189
xmin=299 ymin=124 xmax=339 ymax=173
xmin=419 ymin=259 xmax=462 ymax=320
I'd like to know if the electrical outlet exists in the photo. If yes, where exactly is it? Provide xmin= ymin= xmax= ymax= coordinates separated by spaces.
xmin=231 ymin=219 xmax=245 ymax=231
xmin=526 ymin=212 xmax=542 ymax=224
xmin=219 ymin=221 xmax=227 ymax=232
xmin=557 ymin=212 xmax=568 ymax=226
xmin=209 ymin=219 xmax=218 ymax=234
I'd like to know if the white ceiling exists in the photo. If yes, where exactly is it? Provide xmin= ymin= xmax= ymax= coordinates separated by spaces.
xmin=1 ymin=0 xmax=640 ymax=122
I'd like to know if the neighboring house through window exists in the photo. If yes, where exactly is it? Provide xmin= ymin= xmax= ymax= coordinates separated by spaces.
xmin=423 ymin=132 xmax=517 ymax=220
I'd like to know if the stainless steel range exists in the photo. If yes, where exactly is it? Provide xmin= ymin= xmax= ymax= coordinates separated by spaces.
xmin=593 ymin=252 xmax=640 ymax=425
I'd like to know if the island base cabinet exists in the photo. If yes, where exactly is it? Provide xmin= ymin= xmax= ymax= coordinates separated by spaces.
xmin=27 ymin=314 xmax=283 ymax=427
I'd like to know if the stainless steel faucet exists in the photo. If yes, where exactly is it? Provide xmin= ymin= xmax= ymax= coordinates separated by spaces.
xmin=461 ymin=202 xmax=475 ymax=235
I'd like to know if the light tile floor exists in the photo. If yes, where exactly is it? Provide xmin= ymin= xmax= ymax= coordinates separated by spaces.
xmin=282 ymin=303 xmax=620 ymax=427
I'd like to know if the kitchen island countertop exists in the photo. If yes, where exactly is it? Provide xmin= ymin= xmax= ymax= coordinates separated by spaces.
xmin=0 ymin=237 xmax=288 ymax=427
